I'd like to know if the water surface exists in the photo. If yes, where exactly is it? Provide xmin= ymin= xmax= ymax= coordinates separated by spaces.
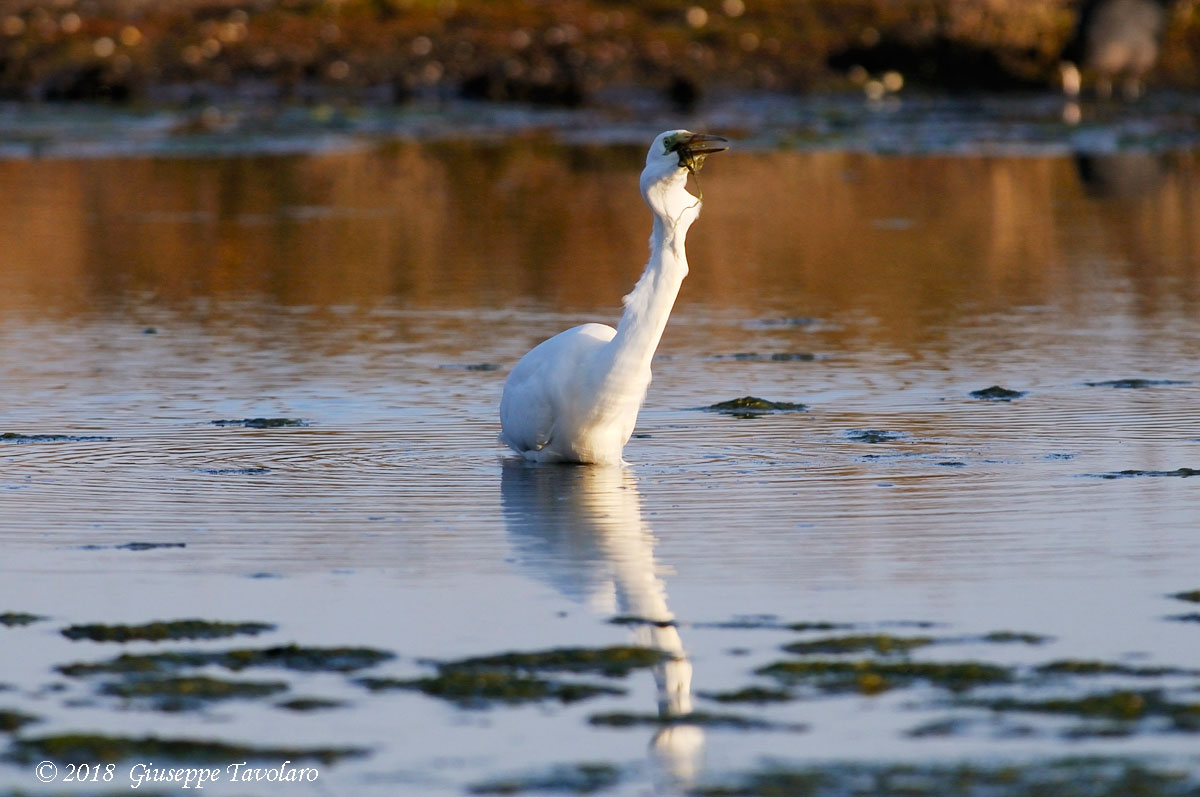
xmin=1 ymin=135 xmax=1198 ymax=794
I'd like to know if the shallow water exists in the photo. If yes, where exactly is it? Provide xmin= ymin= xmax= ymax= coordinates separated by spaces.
xmin=1 ymin=127 xmax=1199 ymax=795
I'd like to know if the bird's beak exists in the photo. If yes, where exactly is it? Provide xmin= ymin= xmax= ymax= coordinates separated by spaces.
xmin=677 ymin=134 xmax=729 ymax=174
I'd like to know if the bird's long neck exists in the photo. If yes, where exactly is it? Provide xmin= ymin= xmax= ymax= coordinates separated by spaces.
xmin=607 ymin=180 xmax=699 ymax=379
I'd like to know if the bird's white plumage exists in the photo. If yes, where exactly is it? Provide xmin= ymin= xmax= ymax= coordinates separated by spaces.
xmin=499 ymin=130 xmax=725 ymax=465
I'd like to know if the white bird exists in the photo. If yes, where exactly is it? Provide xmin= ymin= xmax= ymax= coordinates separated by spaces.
xmin=499 ymin=130 xmax=728 ymax=465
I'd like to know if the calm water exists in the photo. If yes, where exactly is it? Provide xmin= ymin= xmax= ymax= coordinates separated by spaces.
xmin=1 ymin=130 xmax=1199 ymax=795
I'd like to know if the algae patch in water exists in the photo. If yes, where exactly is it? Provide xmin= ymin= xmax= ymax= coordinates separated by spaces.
xmin=1035 ymin=660 xmax=1199 ymax=678
xmin=1093 ymin=468 xmax=1200 ymax=479
xmin=469 ymin=762 xmax=621 ymax=795
xmin=783 ymin=634 xmax=935 ymax=656
xmin=0 ymin=709 xmax=39 ymax=733
xmin=968 ymin=689 xmax=1200 ymax=731
xmin=100 ymin=676 xmax=289 ymax=712
xmin=845 ymin=429 xmax=906 ymax=444
xmin=0 ymin=612 xmax=45 ymax=627
xmin=439 ymin=362 xmax=502 ymax=371
xmin=8 ymin=733 xmax=364 ymax=765
xmin=441 ymin=646 xmax=668 ymax=677
xmin=691 ymin=759 xmax=1200 ymax=797
xmin=357 ymin=672 xmax=624 ymax=708
xmin=61 ymin=619 xmax=275 ymax=643
xmin=276 ymin=697 xmax=347 ymax=712
xmin=969 ymin=385 xmax=1026 ymax=401
xmin=757 ymin=659 xmax=1013 ymax=695
xmin=58 ymin=644 xmax=394 ymax=677
xmin=708 ymin=352 xmax=818 ymax=362
xmin=79 ymin=541 xmax=187 ymax=551
xmin=1167 ymin=613 xmax=1200 ymax=623
xmin=210 ymin=418 xmax=308 ymax=428
xmin=701 ymin=397 xmax=808 ymax=418
xmin=589 ymin=711 xmax=806 ymax=732
xmin=697 ymin=686 xmax=794 ymax=704
xmin=983 ymin=630 xmax=1051 ymax=645
xmin=0 ymin=432 xmax=114 ymax=443
xmin=1171 ymin=589 xmax=1200 ymax=603
xmin=1085 ymin=379 xmax=1191 ymax=388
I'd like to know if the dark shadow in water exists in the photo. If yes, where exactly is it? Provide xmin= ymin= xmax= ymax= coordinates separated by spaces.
xmin=500 ymin=460 xmax=703 ymax=786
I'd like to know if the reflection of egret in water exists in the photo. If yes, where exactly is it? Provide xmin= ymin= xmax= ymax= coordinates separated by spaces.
xmin=500 ymin=461 xmax=703 ymax=785
xmin=1075 ymin=151 xmax=1169 ymax=199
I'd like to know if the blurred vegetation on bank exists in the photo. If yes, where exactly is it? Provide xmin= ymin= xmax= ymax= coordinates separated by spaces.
xmin=0 ymin=0 xmax=1197 ymax=107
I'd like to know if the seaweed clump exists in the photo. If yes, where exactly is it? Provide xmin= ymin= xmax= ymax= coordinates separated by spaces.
xmin=469 ymin=763 xmax=621 ymax=795
xmin=588 ymin=711 xmax=805 ymax=731
xmin=0 ymin=433 xmax=113 ymax=443
xmin=0 ymin=612 xmax=45 ymax=627
xmin=0 ymin=709 xmax=39 ymax=733
xmin=757 ymin=659 xmax=1012 ymax=695
xmin=58 ymin=644 xmax=394 ymax=677
xmin=62 ymin=619 xmax=275 ymax=643
xmin=969 ymin=689 xmax=1200 ymax=732
xmin=9 ymin=734 xmax=364 ymax=765
xmin=969 ymin=385 xmax=1026 ymax=401
xmin=210 ymin=418 xmax=308 ymax=428
xmin=1085 ymin=379 xmax=1190 ymax=388
xmin=783 ymin=634 xmax=934 ymax=656
xmin=702 ymin=397 xmax=808 ymax=418
xmin=100 ymin=676 xmax=289 ymax=712
xmin=358 ymin=671 xmax=623 ymax=709
xmin=698 ymin=686 xmax=794 ymax=704
xmin=691 ymin=759 xmax=1200 ymax=797
xmin=442 ymin=646 xmax=667 ymax=677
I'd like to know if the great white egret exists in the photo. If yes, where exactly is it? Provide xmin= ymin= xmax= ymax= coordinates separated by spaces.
xmin=499 ymin=130 xmax=728 ymax=465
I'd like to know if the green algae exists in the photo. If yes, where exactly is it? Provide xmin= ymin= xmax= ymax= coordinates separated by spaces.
xmin=276 ymin=697 xmax=347 ymax=712
xmin=469 ymin=763 xmax=621 ymax=795
xmin=440 ymin=646 xmax=667 ymax=677
xmin=0 ymin=612 xmax=45 ymax=627
xmin=1170 ymin=589 xmax=1200 ymax=603
xmin=691 ymin=759 xmax=1200 ymax=797
xmin=58 ymin=644 xmax=394 ymax=677
xmin=588 ymin=711 xmax=806 ymax=732
xmin=357 ymin=672 xmax=623 ymax=708
xmin=0 ymin=432 xmax=113 ymax=443
xmin=608 ymin=615 xmax=677 ymax=628
xmin=984 ymin=631 xmax=1051 ymax=645
xmin=61 ymin=620 xmax=275 ymax=643
xmin=701 ymin=397 xmax=809 ymax=418
xmin=757 ymin=659 xmax=1013 ymax=695
xmin=1035 ymin=660 xmax=1199 ymax=678
xmin=1085 ymin=379 xmax=1191 ymax=388
xmin=969 ymin=385 xmax=1026 ymax=401
xmin=783 ymin=634 xmax=935 ymax=656
xmin=845 ymin=429 xmax=905 ymax=444
xmin=100 ymin=676 xmax=289 ymax=712
xmin=0 ymin=709 xmax=39 ymax=733
xmin=698 ymin=686 xmax=794 ymax=704
xmin=970 ymin=690 xmax=1200 ymax=731
xmin=709 ymin=352 xmax=818 ymax=362
xmin=210 ymin=418 xmax=308 ymax=428
xmin=9 ymin=733 xmax=364 ymax=765
xmin=1094 ymin=468 xmax=1200 ymax=479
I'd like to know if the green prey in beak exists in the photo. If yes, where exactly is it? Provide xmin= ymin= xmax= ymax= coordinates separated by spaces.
xmin=667 ymin=132 xmax=730 ymax=175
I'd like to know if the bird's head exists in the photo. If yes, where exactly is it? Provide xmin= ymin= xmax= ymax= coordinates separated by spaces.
xmin=644 ymin=129 xmax=729 ymax=180
xmin=640 ymin=130 xmax=728 ymax=219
